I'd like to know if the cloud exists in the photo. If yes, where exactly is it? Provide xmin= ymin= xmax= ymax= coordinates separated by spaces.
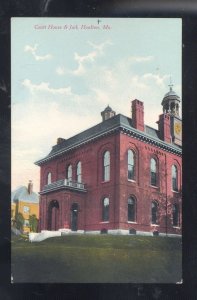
xmin=72 ymin=51 xmax=97 ymax=75
xmin=13 ymin=65 xmax=180 ymax=192
xmin=129 ymin=55 xmax=154 ymax=63
xmin=72 ymin=40 xmax=112 ymax=76
xmin=142 ymin=73 xmax=170 ymax=88
xmin=22 ymin=79 xmax=72 ymax=95
xmin=24 ymin=44 xmax=52 ymax=61
xmin=80 ymin=58 xmax=174 ymax=129
xmin=56 ymin=66 xmax=66 ymax=75
xmin=12 ymin=98 xmax=98 ymax=192
xmin=87 ymin=40 xmax=113 ymax=55
xmin=55 ymin=40 xmax=113 ymax=77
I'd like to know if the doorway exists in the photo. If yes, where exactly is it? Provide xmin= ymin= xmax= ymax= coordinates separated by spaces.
xmin=48 ymin=200 xmax=59 ymax=230
xmin=71 ymin=203 xmax=78 ymax=231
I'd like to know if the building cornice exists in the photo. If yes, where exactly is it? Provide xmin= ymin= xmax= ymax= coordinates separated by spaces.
xmin=35 ymin=124 xmax=182 ymax=165
xmin=120 ymin=125 xmax=182 ymax=156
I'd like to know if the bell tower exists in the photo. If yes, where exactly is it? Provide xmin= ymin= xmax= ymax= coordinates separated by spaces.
xmin=161 ymin=81 xmax=182 ymax=146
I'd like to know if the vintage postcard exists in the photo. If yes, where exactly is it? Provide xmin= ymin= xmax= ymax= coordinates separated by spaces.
xmin=11 ymin=17 xmax=182 ymax=283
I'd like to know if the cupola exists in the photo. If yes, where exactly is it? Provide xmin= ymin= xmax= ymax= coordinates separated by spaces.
xmin=161 ymin=82 xmax=180 ymax=117
xmin=101 ymin=105 xmax=116 ymax=121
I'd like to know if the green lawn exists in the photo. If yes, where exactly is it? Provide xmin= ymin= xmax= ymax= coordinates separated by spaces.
xmin=11 ymin=234 xmax=182 ymax=283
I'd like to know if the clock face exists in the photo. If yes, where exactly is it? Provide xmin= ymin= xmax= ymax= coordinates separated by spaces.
xmin=174 ymin=122 xmax=182 ymax=135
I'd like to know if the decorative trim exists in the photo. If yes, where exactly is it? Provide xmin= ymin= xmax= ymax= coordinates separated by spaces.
xmin=35 ymin=122 xmax=182 ymax=165
xmin=40 ymin=185 xmax=87 ymax=195
xmin=150 ymin=185 xmax=159 ymax=189
xmin=128 ymin=179 xmax=136 ymax=183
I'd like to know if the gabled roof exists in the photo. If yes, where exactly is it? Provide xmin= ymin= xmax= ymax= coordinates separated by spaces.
xmin=11 ymin=186 xmax=39 ymax=203
xmin=35 ymin=113 xmax=182 ymax=166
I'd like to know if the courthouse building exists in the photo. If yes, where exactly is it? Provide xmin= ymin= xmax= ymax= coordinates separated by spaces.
xmin=35 ymin=85 xmax=182 ymax=236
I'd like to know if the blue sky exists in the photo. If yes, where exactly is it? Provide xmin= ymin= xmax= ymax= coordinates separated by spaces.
xmin=11 ymin=18 xmax=182 ymax=192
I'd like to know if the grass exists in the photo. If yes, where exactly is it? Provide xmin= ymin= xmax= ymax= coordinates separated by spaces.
xmin=11 ymin=234 xmax=182 ymax=283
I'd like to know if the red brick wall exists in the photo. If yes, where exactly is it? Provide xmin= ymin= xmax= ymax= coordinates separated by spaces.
xmin=118 ymin=132 xmax=182 ymax=234
xmin=39 ymin=130 xmax=182 ymax=235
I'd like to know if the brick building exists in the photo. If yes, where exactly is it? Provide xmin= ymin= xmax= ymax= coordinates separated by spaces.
xmin=35 ymin=85 xmax=182 ymax=236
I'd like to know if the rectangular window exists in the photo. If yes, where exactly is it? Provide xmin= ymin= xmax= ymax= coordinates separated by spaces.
xmin=128 ymin=205 xmax=135 ymax=221
xmin=23 ymin=206 xmax=30 ymax=213
xmin=172 ymin=178 xmax=178 ymax=191
xmin=151 ymin=172 xmax=157 ymax=186
xmin=128 ymin=165 xmax=134 ymax=180
xmin=104 ymin=165 xmax=110 ymax=181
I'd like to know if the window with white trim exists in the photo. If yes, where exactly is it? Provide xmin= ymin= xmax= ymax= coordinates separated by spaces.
xmin=128 ymin=197 xmax=136 ymax=222
xmin=67 ymin=165 xmax=72 ymax=182
xmin=77 ymin=161 xmax=82 ymax=183
xmin=102 ymin=197 xmax=109 ymax=221
xmin=150 ymin=158 xmax=157 ymax=186
xmin=103 ymin=151 xmax=110 ymax=181
xmin=172 ymin=203 xmax=179 ymax=226
xmin=47 ymin=172 xmax=52 ymax=184
xmin=151 ymin=201 xmax=158 ymax=224
xmin=128 ymin=150 xmax=135 ymax=180
xmin=172 ymin=165 xmax=178 ymax=191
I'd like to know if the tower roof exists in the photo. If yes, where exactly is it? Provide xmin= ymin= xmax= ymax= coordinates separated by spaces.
xmin=103 ymin=105 xmax=113 ymax=112
xmin=162 ymin=86 xmax=180 ymax=106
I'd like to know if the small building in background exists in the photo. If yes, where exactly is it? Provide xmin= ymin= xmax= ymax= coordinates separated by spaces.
xmin=11 ymin=181 xmax=39 ymax=233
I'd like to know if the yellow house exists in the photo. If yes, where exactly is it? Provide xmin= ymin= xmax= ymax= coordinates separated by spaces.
xmin=11 ymin=202 xmax=16 ymax=221
xmin=11 ymin=181 xmax=39 ymax=233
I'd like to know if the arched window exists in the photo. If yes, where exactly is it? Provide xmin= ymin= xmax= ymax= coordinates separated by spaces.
xmin=102 ymin=197 xmax=109 ymax=221
xmin=128 ymin=197 xmax=136 ymax=222
xmin=172 ymin=204 xmax=179 ymax=227
xmin=47 ymin=172 xmax=52 ymax=184
xmin=128 ymin=150 xmax=135 ymax=180
xmin=67 ymin=165 xmax=72 ymax=182
xmin=172 ymin=165 xmax=178 ymax=191
xmin=151 ymin=201 xmax=158 ymax=224
xmin=103 ymin=151 xmax=110 ymax=181
xmin=77 ymin=161 xmax=82 ymax=183
xmin=150 ymin=158 xmax=157 ymax=186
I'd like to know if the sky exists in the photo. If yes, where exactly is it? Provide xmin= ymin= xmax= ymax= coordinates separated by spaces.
xmin=11 ymin=18 xmax=182 ymax=193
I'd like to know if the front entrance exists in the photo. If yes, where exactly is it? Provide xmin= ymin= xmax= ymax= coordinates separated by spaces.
xmin=48 ymin=200 xmax=59 ymax=230
xmin=71 ymin=203 xmax=78 ymax=231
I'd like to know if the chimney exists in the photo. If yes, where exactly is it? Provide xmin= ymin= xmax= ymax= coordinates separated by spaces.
xmin=157 ymin=113 xmax=171 ymax=143
xmin=28 ymin=180 xmax=33 ymax=194
xmin=131 ymin=99 xmax=144 ymax=131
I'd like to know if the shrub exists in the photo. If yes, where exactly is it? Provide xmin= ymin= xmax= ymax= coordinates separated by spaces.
xmin=15 ymin=212 xmax=24 ymax=231
xmin=29 ymin=214 xmax=38 ymax=232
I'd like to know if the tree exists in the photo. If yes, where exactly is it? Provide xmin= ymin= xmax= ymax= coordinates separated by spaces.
xmin=15 ymin=212 xmax=24 ymax=231
xmin=29 ymin=214 xmax=38 ymax=232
